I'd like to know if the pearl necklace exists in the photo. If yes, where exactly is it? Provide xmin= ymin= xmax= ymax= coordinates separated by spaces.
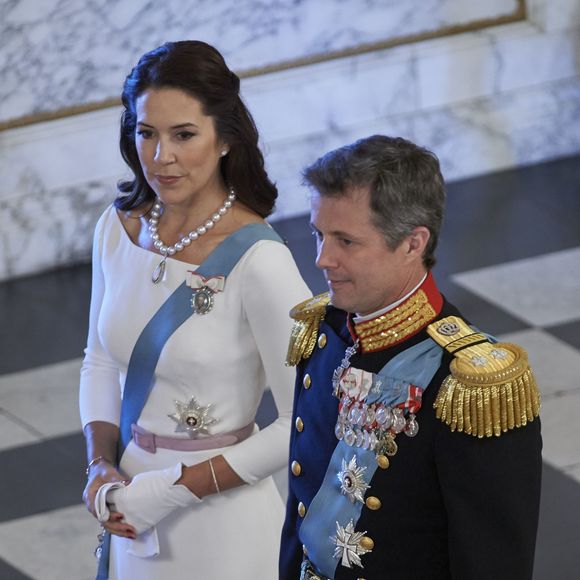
xmin=148 ymin=187 xmax=236 ymax=284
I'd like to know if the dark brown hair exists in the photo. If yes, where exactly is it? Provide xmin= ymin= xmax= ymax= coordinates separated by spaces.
xmin=115 ymin=40 xmax=277 ymax=217
xmin=303 ymin=135 xmax=445 ymax=269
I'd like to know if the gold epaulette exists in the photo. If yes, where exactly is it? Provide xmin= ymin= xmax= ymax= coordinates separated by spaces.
xmin=427 ymin=316 xmax=541 ymax=438
xmin=285 ymin=293 xmax=331 ymax=366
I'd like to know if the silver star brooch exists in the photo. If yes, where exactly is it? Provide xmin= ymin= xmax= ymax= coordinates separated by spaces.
xmin=337 ymin=455 xmax=370 ymax=504
xmin=168 ymin=396 xmax=218 ymax=436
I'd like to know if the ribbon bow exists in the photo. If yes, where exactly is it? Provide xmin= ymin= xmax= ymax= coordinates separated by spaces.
xmin=185 ymin=271 xmax=225 ymax=293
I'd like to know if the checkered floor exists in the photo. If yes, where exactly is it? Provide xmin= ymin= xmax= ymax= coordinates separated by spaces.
xmin=0 ymin=154 xmax=579 ymax=579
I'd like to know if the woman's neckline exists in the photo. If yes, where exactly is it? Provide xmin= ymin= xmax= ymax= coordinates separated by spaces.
xmin=114 ymin=207 xmax=201 ymax=268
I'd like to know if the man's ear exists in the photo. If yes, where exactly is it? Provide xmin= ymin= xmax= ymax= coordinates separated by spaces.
xmin=406 ymin=226 xmax=430 ymax=259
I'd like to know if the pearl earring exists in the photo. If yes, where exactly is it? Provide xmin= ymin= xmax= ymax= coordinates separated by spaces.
xmin=220 ymin=150 xmax=228 ymax=157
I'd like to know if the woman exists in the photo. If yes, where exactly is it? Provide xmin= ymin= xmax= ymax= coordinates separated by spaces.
xmin=79 ymin=40 xmax=310 ymax=579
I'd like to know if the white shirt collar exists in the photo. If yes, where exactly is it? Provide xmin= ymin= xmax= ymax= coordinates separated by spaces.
xmin=353 ymin=273 xmax=428 ymax=324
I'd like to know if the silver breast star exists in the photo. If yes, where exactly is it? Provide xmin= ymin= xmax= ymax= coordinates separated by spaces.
xmin=168 ymin=396 xmax=218 ymax=436
xmin=331 ymin=519 xmax=372 ymax=569
xmin=337 ymin=456 xmax=370 ymax=504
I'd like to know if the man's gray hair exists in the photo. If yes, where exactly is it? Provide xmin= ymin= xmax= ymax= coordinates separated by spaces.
xmin=302 ymin=135 xmax=445 ymax=269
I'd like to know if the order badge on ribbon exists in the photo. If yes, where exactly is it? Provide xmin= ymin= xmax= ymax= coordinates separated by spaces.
xmin=186 ymin=271 xmax=225 ymax=314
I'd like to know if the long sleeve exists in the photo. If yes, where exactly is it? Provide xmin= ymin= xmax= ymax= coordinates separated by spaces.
xmin=436 ymin=417 xmax=542 ymax=580
xmin=221 ymin=240 xmax=311 ymax=484
xmin=79 ymin=208 xmax=122 ymax=428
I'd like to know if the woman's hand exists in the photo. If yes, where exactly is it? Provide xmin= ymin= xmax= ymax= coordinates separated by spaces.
xmin=106 ymin=463 xmax=201 ymax=535
xmin=101 ymin=509 xmax=137 ymax=540
xmin=83 ymin=460 xmax=136 ymax=539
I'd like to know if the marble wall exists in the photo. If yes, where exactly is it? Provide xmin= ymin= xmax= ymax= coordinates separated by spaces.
xmin=0 ymin=0 xmax=579 ymax=280
xmin=1 ymin=0 xmax=521 ymax=125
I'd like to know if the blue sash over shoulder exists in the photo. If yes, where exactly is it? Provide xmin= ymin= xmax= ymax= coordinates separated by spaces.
xmin=299 ymin=338 xmax=442 ymax=578
xmin=96 ymin=223 xmax=282 ymax=580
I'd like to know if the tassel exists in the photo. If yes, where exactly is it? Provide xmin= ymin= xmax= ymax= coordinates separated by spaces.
xmin=434 ymin=366 xmax=541 ymax=438
xmin=285 ymin=293 xmax=330 ymax=366
xmin=427 ymin=317 xmax=541 ymax=438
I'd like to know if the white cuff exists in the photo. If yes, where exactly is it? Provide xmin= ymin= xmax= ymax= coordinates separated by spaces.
xmin=107 ymin=463 xmax=201 ymax=534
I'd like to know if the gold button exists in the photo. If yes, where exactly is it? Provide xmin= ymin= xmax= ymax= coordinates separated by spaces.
xmin=291 ymin=460 xmax=302 ymax=476
xmin=295 ymin=416 xmax=304 ymax=432
xmin=376 ymin=454 xmax=390 ymax=469
xmin=317 ymin=333 xmax=327 ymax=349
xmin=303 ymin=374 xmax=312 ymax=389
xmin=298 ymin=501 xmax=306 ymax=517
xmin=359 ymin=536 xmax=374 ymax=551
xmin=365 ymin=496 xmax=382 ymax=510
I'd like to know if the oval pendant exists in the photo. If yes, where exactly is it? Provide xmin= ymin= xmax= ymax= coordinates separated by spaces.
xmin=152 ymin=258 xmax=166 ymax=284
xmin=191 ymin=287 xmax=215 ymax=314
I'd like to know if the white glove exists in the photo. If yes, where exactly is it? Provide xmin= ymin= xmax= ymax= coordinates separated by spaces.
xmin=101 ymin=463 xmax=202 ymax=535
xmin=94 ymin=481 xmax=124 ymax=524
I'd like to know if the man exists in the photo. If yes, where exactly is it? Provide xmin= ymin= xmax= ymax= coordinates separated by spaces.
xmin=280 ymin=135 xmax=542 ymax=580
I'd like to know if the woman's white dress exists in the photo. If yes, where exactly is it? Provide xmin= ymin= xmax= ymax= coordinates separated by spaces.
xmin=79 ymin=206 xmax=311 ymax=579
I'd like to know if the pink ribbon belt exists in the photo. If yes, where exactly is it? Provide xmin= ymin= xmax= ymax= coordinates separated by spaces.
xmin=131 ymin=422 xmax=254 ymax=453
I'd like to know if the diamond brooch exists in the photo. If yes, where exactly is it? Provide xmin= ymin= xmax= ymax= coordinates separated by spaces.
xmin=168 ymin=396 xmax=218 ymax=436
xmin=337 ymin=456 xmax=370 ymax=504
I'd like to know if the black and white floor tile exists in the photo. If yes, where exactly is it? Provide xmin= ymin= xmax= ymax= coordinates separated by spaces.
xmin=0 ymin=154 xmax=579 ymax=579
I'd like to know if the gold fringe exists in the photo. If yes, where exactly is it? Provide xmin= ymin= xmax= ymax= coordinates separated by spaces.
xmin=285 ymin=293 xmax=330 ymax=366
xmin=434 ymin=368 xmax=541 ymax=438
xmin=285 ymin=315 xmax=323 ymax=366
xmin=428 ymin=317 xmax=541 ymax=437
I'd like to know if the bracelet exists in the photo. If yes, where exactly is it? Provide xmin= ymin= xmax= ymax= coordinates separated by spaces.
xmin=85 ymin=456 xmax=109 ymax=476
xmin=208 ymin=458 xmax=221 ymax=494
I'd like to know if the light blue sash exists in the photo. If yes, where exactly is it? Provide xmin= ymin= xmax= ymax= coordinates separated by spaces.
xmin=299 ymin=337 xmax=443 ymax=578
xmin=96 ymin=223 xmax=282 ymax=580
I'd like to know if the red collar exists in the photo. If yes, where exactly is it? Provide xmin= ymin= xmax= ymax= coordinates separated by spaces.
xmin=347 ymin=272 xmax=443 ymax=353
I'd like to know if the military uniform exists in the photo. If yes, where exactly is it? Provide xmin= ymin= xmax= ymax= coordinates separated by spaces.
xmin=280 ymin=273 xmax=542 ymax=580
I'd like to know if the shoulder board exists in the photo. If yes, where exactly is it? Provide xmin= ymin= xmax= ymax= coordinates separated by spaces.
xmin=285 ymin=293 xmax=331 ymax=366
xmin=427 ymin=316 xmax=541 ymax=438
